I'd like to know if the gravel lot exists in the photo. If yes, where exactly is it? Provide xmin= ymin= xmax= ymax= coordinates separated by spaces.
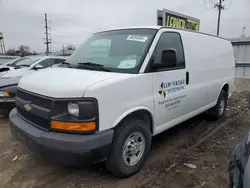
xmin=1 ymin=91 xmax=250 ymax=188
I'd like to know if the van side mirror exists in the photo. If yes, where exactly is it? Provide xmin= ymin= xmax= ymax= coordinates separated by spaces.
xmin=152 ymin=49 xmax=177 ymax=70
xmin=34 ymin=64 xmax=43 ymax=70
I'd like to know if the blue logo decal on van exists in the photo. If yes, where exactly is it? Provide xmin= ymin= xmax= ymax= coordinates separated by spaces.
xmin=158 ymin=82 xmax=167 ymax=98
xmin=158 ymin=79 xmax=185 ymax=98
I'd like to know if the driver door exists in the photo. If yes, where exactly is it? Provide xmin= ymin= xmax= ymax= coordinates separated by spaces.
xmin=151 ymin=32 xmax=191 ymax=128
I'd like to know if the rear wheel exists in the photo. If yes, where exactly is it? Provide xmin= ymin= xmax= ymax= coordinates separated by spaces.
xmin=207 ymin=90 xmax=228 ymax=120
xmin=106 ymin=118 xmax=151 ymax=178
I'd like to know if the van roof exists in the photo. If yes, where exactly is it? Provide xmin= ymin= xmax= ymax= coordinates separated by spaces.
xmin=95 ymin=26 xmax=229 ymax=41
xmin=96 ymin=26 xmax=162 ymax=31
xmin=26 ymin=55 xmax=67 ymax=59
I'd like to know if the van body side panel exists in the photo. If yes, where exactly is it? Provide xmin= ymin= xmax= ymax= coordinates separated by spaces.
xmin=180 ymin=31 xmax=235 ymax=109
xmin=151 ymin=29 xmax=235 ymax=135
xmin=84 ymin=74 xmax=154 ymax=132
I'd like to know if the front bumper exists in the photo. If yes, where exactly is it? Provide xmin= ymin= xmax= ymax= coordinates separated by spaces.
xmin=0 ymin=97 xmax=15 ymax=110
xmin=9 ymin=108 xmax=114 ymax=165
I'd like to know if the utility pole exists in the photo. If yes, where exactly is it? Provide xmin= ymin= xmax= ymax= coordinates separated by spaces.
xmin=241 ymin=26 xmax=246 ymax=38
xmin=49 ymin=21 xmax=52 ymax=54
xmin=44 ymin=13 xmax=50 ymax=55
xmin=61 ymin=45 xmax=65 ymax=56
xmin=0 ymin=32 xmax=5 ymax=55
xmin=214 ymin=0 xmax=225 ymax=36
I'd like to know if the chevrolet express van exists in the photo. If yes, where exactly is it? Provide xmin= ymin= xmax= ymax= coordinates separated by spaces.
xmin=9 ymin=26 xmax=235 ymax=177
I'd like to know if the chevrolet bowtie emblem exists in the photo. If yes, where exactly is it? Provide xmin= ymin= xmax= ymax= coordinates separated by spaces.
xmin=24 ymin=103 xmax=32 ymax=111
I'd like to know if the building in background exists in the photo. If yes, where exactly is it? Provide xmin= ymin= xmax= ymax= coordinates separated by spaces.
xmin=230 ymin=37 xmax=250 ymax=77
xmin=156 ymin=9 xmax=200 ymax=31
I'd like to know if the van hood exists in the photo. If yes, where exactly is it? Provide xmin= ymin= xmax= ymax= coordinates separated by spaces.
xmin=1 ymin=67 xmax=31 ymax=78
xmin=18 ymin=68 xmax=122 ymax=98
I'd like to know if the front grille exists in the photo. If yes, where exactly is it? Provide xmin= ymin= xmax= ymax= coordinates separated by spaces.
xmin=17 ymin=107 xmax=50 ymax=130
xmin=16 ymin=89 xmax=53 ymax=110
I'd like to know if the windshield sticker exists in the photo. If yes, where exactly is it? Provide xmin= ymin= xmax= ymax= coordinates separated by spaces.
xmin=127 ymin=35 xmax=148 ymax=42
xmin=117 ymin=59 xmax=136 ymax=69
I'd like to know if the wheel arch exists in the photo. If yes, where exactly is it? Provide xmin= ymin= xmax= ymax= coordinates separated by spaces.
xmin=112 ymin=107 xmax=155 ymax=135
xmin=221 ymin=83 xmax=229 ymax=94
xmin=219 ymin=82 xmax=229 ymax=99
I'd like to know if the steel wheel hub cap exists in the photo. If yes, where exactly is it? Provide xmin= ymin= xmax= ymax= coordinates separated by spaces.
xmin=123 ymin=132 xmax=145 ymax=166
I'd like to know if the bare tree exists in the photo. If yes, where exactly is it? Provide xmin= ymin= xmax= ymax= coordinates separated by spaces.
xmin=66 ymin=44 xmax=76 ymax=50
xmin=6 ymin=46 xmax=36 ymax=56
xmin=32 ymin=51 xmax=38 ymax=56
xmin=18 ymin=45 xmax=30 ymax=56
xmin=6 ymin=48 xmax=16 ymax=56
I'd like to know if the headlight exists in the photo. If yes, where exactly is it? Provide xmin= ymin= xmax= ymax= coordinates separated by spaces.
xmin=67 ymin=102 xmax=79 ymax=117
xmin=0 ymin=85 xmax=17 ymax=98
xmin=51 ymin=100 xmax=98 ymax=133
xmin=0 ymin=91 xmax=9 ymax=97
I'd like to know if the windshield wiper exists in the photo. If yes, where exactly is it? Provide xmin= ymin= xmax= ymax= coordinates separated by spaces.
xmin=76 ymin=62 xmax=110 ymax=72
xmin=18 ymin=65 xmax=30 ymax=67
xmin=13 ymin=64 xmax=28 ymax=69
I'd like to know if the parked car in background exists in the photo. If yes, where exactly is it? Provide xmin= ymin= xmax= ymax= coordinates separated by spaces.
xmin=0 ymin=57 xmax=21 ymax=67
xmin=0 ymin=57 xmax=24 ymax=77
xmin=229 ymin=132 xmax=250 ymax=188
xmin=0 ymin=56 xmax=40 ymax=78
xmin=0 ymin=56 xmax=66 ymax=79
xmin=0 ymin=77 xmax=20 ymax=111
xmin=0 ymin=56 xmax=66 ymax=111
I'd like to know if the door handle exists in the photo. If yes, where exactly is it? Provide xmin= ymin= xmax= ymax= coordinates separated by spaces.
xmin=186 ymin=72 xmax=189 ymax=85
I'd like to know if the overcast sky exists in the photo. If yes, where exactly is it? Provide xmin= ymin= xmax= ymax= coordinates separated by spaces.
xmin=0 ymin=0 xmax=249 ymax=53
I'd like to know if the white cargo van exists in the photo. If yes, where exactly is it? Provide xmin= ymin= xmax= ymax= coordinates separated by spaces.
xmin=9 ymin=26 xmax=235 ymax=177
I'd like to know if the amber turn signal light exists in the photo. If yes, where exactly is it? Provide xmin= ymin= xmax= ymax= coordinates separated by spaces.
xmin=4 ymin=92 xmax=9 ymax=97
xmin=0 ymin=92 xmax=9 ymax=97
xmin=51 ymin=121 xmax=96 ymax=132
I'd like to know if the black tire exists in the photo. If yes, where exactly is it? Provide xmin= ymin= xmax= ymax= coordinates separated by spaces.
xmin=105 ymin=118 xmax=151 ymax=178
xmin=207 ymin=90 xmax=228 ymax=120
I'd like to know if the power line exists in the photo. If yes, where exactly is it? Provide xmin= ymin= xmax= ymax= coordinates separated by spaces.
xmin=223 ymin=0 xmax=232 ymax=10
xmin=204 ymin=0 xmax=217 ymax=10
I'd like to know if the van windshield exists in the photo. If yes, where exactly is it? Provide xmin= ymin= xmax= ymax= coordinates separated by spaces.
xmin=66 ymin=29 xmax=157 ymax=73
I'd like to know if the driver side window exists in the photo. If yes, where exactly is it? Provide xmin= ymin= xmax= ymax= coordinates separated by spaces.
xmin=152 ymin=32 xmax=185 ymax=71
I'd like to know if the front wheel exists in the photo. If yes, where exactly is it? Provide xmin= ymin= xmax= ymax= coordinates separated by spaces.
xmin=106 ymin=118 xmax=151 ymax=178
